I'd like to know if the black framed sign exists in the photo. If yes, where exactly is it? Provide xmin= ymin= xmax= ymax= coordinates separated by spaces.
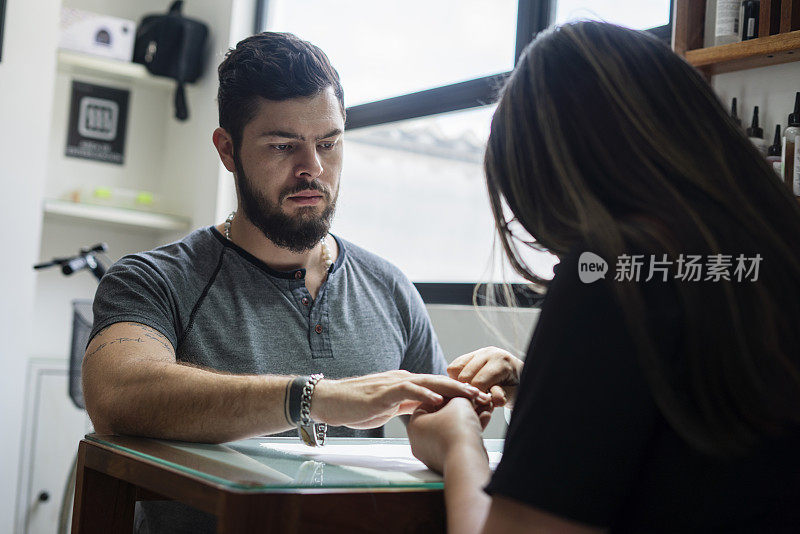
xmin=0 ymin=0 xmax=7 ymax=62
xmin=65 ymin=81 xmax=129 ymax=165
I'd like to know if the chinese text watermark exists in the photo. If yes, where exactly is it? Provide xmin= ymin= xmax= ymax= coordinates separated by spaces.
xmin=578 ymin=253 xmax=762 ymax=283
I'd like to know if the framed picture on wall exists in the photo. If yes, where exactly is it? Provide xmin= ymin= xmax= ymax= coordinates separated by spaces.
xmin=0 ymin=0 xmax=6 ymax=62
xmin=65 ymin=81 xmax=130 ymax=164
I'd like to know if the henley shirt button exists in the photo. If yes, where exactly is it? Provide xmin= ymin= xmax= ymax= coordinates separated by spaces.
xmin=314 ymin=324 xmax=323 ymax=334
xmin=294 ymin=270 xmax=304 ymax=280
xmin=301 ymin=297 xmax=310 ymax=306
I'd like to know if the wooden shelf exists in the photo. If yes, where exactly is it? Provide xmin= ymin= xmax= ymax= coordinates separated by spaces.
xmin=685 ymin=30 xmax=800 ymax=75
xmin=43 ymin=199 xmax=191 ymax=232
xmin=56 ymin=50 xmax=174 ymax=89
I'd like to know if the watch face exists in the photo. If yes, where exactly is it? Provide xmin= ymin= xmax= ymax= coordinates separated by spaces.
xmin=298 ymin=425 xmax=315 ymax=446
xmin=298 ymin=423 xmax=326 ymax=447
xmin=298 ymin=424 xmax=319 ymax=446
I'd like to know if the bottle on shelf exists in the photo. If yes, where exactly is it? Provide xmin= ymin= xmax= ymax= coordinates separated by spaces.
xmin=747 ymin=106 xmax=766 ymax=154
xmin=767 ymin=124 xmax=782 ymax=177
xmin=781 ymin=92 xmax=800 ymax=195
xmin=704 ymin=0 xmax=742 ymax=47
xmin=731 ymin=97 xmax=742 ymax=127
xmin=739 ymin=0 xmax=760 ymax=41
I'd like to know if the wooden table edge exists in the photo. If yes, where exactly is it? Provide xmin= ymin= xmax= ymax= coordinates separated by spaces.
xmin=72 ymin=437 xmax=447 ymax=533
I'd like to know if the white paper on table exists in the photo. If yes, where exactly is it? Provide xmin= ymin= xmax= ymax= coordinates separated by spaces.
xmin=259 ymin=442 xmax=502 ymax=483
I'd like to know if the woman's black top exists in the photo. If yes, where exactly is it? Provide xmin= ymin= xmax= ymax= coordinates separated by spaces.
xmin=485 ymin=247 xmax=800 ymax=532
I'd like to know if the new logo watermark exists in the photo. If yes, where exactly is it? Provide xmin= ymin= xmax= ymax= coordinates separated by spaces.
xmin=578 ymin=252 xmax=609 ymax=283
xmin=578 ymin=253 xmax=762 ymax=283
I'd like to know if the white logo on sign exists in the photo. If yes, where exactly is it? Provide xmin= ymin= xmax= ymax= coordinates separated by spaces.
xmin=78 ymin=97 xmax=119 ymax=141
xmin=578 ymin=252 xmax=608 ymax=283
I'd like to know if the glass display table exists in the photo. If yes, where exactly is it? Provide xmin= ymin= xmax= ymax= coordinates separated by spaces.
xmin=71 ymin=433 xmax=504 ymax=533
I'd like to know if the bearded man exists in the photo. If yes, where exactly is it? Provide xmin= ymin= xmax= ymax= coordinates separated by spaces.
xmin=82 ymin=32 xmax=491 ymax=534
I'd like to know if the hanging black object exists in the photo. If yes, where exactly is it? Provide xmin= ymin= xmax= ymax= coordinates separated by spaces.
xmin=133 ymin=1 xmax=209 ymax=120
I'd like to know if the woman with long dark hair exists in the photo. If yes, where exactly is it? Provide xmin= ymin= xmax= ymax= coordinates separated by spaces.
xmin=407 ymin=22 xmax=800 ymax=533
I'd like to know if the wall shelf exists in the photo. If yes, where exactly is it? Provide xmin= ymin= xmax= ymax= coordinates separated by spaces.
xmin=56 ymin=49 xmax=174 ymax=89
xmin=43 ymin=199 xmax=191 ymax=232
xmin=685 ymin=30 xmax=800 ymax=75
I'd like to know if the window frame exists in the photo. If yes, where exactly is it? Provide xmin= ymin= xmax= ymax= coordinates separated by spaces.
xmin=0 ymin=0 xmax=6 ymax=62
xmin=254 ymin=0 xmax=674 ymax=305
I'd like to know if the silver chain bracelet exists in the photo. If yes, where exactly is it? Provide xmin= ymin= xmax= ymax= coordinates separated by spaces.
xmin=298 ymin=373 xmax=327 ymax=446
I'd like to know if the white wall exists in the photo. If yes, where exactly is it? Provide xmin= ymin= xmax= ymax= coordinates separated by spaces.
xmin=32 ymin=0 xmax=242 ymax=360
xmin=159 ymin=0 xmax=244 ymax=228
xmin=0 ymin=1 xmax=62 ymax=532
xmin=215 ymin=0 xmax=255 ymax=220
xmin=712 ymin=62 xmax=800 ymax=145
xmin=5 ymin=1 xmax=247 ymax=532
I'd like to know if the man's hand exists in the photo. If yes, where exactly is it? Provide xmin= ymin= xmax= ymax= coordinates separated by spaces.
xmin=310 ymin=370 xmax=492 ymax=429
xmin=448 ymin=347 xmax=524 ymax=408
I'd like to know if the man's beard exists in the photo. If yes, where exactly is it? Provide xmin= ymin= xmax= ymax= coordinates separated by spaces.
xmin=234 ymin=153 xmax=337 ymax=253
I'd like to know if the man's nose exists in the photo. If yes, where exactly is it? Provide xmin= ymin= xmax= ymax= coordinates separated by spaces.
xmin=294 ymin=145 xmax=323 ymax=179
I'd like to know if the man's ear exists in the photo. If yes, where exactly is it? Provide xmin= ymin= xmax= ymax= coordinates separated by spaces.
xmin=212 ymin=127 xmax=236 ymax=173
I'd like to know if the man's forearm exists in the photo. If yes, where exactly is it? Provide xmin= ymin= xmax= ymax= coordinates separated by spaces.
xmin=83 ymin=322 xmax=488 ymax=444
xmin=86 ymin=358 xmax=294 ymax=443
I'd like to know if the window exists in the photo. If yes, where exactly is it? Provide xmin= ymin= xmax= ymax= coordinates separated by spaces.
xmin=336 ymin=106 xmax=559 ymax=284
xmin=262 ymin=0 xmax=519 ymax=106
xmin=554 ymin=0 xmax=671 ymax=31
xmin=255 ymin=1 xmax=674 ymax=303
xmin=337 ymin=106 xmax=530 ymax=283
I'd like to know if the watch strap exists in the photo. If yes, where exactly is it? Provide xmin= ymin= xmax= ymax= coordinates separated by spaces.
xmin=285 ymin=376 xmax=309 ymax=425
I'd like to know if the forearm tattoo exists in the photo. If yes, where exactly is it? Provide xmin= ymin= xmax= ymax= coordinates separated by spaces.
xmin=133 ymin=323 xmax=172 ymax=351
xmin=87 ymin=322 xmax=173 ymax=357
xmin=86 ymin=336 xmax=145 ymax=357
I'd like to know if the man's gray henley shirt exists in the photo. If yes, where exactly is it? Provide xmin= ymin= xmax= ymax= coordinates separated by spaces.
xmin=88 ymin=226 xmax=447 ymax=533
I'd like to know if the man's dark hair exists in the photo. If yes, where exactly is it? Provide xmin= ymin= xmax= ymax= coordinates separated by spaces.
xmin=217 ymin=32 xmax=345 ymax=148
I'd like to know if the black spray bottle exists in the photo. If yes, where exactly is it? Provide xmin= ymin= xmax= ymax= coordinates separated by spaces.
xmin=740 ymin=0 xmax=760 ymax=41
xmin=767 ymin=125 xmax=782 ymax=177
xmin=747 ymin=106 xmax=766 ymax=154
xmin=731 ymin=98 xmax=742 ymax=127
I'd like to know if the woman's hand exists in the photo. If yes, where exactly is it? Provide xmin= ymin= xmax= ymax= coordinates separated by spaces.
xmin=448 ymin=347 xmax=524 ymax=407
xmin=407 ymin=397 xmax=492 ymax=474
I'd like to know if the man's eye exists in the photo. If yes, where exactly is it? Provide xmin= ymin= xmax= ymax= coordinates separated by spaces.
xmin=318 ymin=142 xmax=337 ymax=150
xmin=272 ymin=144 xmax=292 ymax=151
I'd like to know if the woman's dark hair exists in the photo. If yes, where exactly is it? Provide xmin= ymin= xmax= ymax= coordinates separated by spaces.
xmin=485 ymin=22 xmax=800 ymax=456
xmin=217 ymin=32 xmax=345 ymax=149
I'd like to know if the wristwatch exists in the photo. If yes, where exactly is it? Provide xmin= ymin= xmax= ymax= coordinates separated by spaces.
xmin=287 ymin=373 xmax=327 ymax=447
